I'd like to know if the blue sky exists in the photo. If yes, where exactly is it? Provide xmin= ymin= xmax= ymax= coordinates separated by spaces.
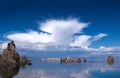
xmin=0 ymin=0 xmax=120 ymax=55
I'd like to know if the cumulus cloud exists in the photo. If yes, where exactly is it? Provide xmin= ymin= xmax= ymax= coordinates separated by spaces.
xmin=6 ymin=19 xmax=88 ymax=45
xmin=1 ymin=18 xmax=111 ymax=52
xmin=40 ymin=19 xmax=88 ymax=44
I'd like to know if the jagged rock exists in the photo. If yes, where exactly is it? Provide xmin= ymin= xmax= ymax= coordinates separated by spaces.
xmin=1 ymin=41 xmax=17 ymax=64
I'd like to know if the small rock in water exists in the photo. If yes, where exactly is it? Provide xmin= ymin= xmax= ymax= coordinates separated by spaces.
xmin=107 ymin=55 xmax=114 ymax=65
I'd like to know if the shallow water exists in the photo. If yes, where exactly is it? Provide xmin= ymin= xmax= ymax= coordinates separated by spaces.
xmin=1 ymin=57 xmax=120 ymax=78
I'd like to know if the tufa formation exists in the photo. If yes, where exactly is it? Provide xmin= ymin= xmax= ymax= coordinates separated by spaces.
xmin=60 ymin=57 xmax=82 ymax=64
xmin=0 ymin=41 xmax=31 ymax=65
xmin=0 ymin=41 xmax=32 ymax=78
xmin=107 ymin=55 xmax=114 ymax=65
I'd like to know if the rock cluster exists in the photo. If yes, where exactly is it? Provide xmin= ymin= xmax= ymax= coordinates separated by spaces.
xmin=60 ymin=57 xmax=88 ymax=64
xmin=60 ymin=58 xmax=82 ymax=64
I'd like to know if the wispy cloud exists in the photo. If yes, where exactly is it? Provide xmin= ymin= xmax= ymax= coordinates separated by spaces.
xmin=70 ymin=33 xmax=108 ymax=49
xmin=6 ymin=30 xmax=52 ymax=43
xmin=92 ymin=33 xmax=108 ymax=41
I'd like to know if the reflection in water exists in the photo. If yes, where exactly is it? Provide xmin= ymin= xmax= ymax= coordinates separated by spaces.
xmin=0 ymin=64 xmax=28 ymax=78
xmin=0 ymin=57 xmax=119 ymax=78
xmin=14 ymin=57 xmax=120 ymax=78
xmin=0 ymin=64 xmax=19 ymax=78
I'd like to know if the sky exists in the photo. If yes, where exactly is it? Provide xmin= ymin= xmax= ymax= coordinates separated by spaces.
xmin=0 ymin=0 xmax=120 ymax=56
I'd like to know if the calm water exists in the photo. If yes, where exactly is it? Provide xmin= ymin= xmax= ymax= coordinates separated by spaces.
xmin=1 ymin=56 xmax=120 ymax=78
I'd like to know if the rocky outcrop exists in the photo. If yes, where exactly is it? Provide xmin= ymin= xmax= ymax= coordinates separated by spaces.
xmin=0 ymin=41 xmax=31 ymax=65
xmin=1 ymin=41 xmax=18 ymax=64
xmin=0 ymin=41 xmax=32 ymax=78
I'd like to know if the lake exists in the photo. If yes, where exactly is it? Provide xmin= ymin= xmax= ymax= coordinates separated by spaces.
xmin=1 ymin=56 xmax=118 ymax=78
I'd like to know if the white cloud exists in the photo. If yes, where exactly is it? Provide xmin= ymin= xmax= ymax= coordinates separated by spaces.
xmin=40 ymin=19 xmax=88 ymax=44
xmin=79 ymin=46 xmax=120 ymax=53
xmin=70 ymin=33 xmax=108 ymax=49
xmin=92 ymin=33 xmax=108 ymax=41
xmin=7 ymin=30 xmax=52 ymax=43
xmin=98 ymin=46 xmax=120 ymax=52
xmin=4 ymin=18 xmax=89 ymax=50
xmin=1 ymin=18 xmax=114 ymax=52
xmin=6 ymin=19 xmax=88 ymax=45
xmin=70 ymin=35 xmax=92 ymax=48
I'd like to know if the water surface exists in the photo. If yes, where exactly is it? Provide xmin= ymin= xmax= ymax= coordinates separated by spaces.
xmin=10 ymin=57 xmax=120 ymax=78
